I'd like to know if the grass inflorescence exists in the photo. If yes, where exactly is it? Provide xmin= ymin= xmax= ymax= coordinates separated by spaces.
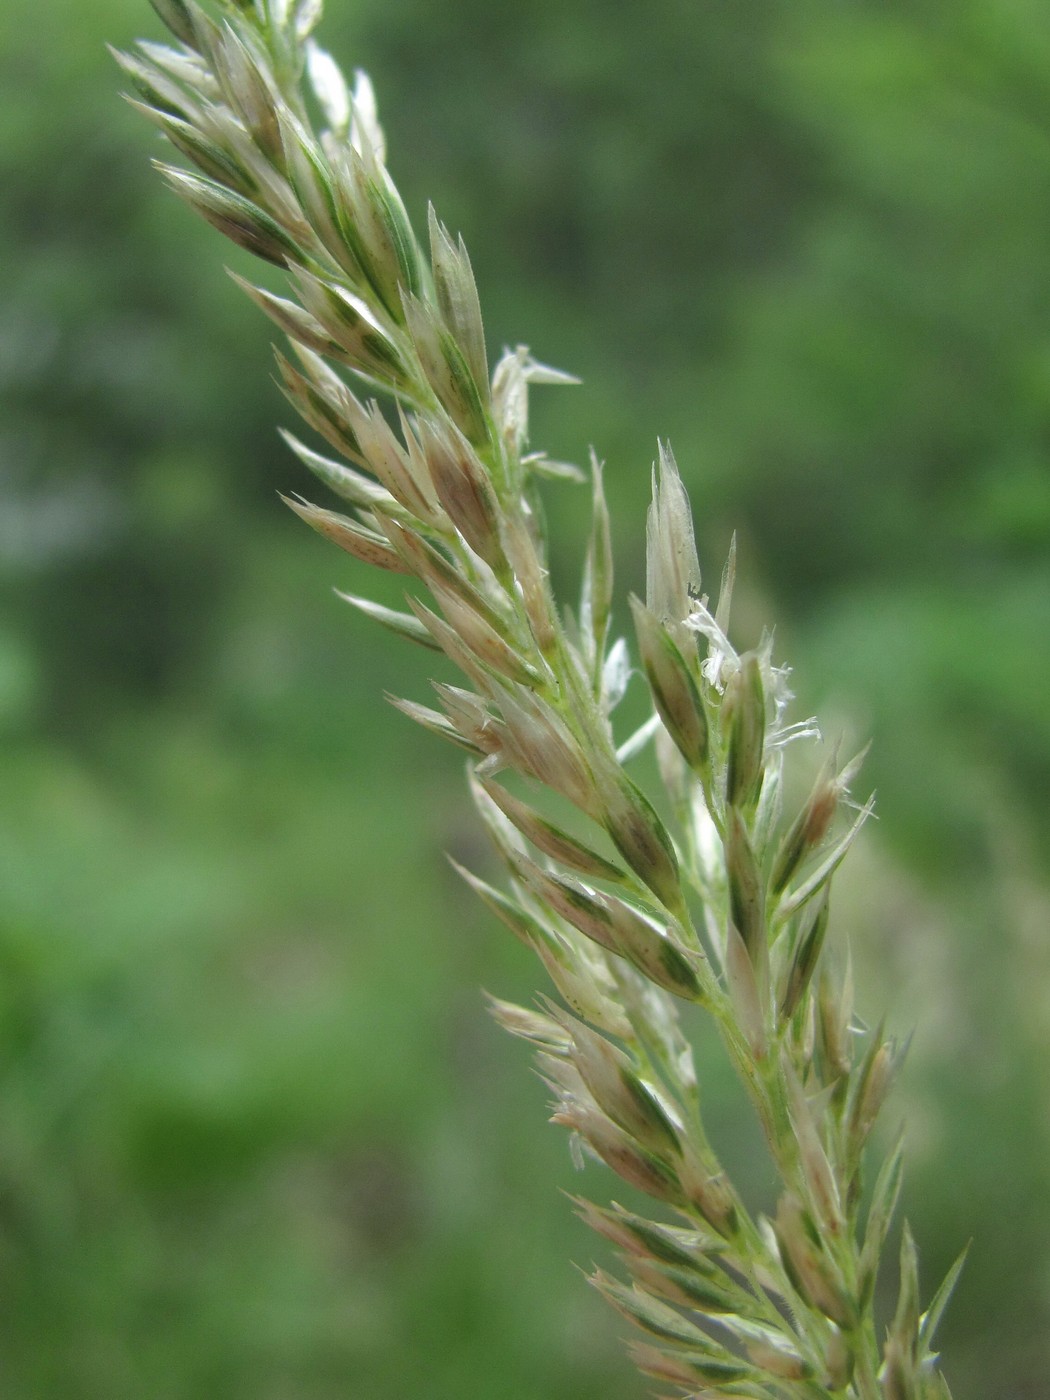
xmin=115 ymin=3 xmax=964 ymax=1395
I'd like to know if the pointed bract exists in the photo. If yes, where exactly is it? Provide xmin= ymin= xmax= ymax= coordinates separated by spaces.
xmin=645 ymin=442 xmax=701 ymax=641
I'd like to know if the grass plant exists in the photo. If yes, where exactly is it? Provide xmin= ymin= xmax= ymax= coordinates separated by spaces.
xmin=114 ymin=2 xmax=964 ymax=1394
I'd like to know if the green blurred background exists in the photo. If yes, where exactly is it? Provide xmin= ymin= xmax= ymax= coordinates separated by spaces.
xmin=2 ymin=0 xmax=1049 ymax=1395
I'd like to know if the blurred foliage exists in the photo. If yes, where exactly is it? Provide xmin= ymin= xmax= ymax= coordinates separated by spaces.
xmin=1 ymin=0 xmax=1049 ymax=1395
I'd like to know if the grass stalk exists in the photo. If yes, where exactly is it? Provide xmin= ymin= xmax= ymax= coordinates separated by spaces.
xmin=114 ymin=4 xmax=965 ymax=1394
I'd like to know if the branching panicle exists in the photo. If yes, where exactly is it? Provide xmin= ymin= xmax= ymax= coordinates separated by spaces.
xmin=117 ymin=4 xmax=964 ymax=1396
